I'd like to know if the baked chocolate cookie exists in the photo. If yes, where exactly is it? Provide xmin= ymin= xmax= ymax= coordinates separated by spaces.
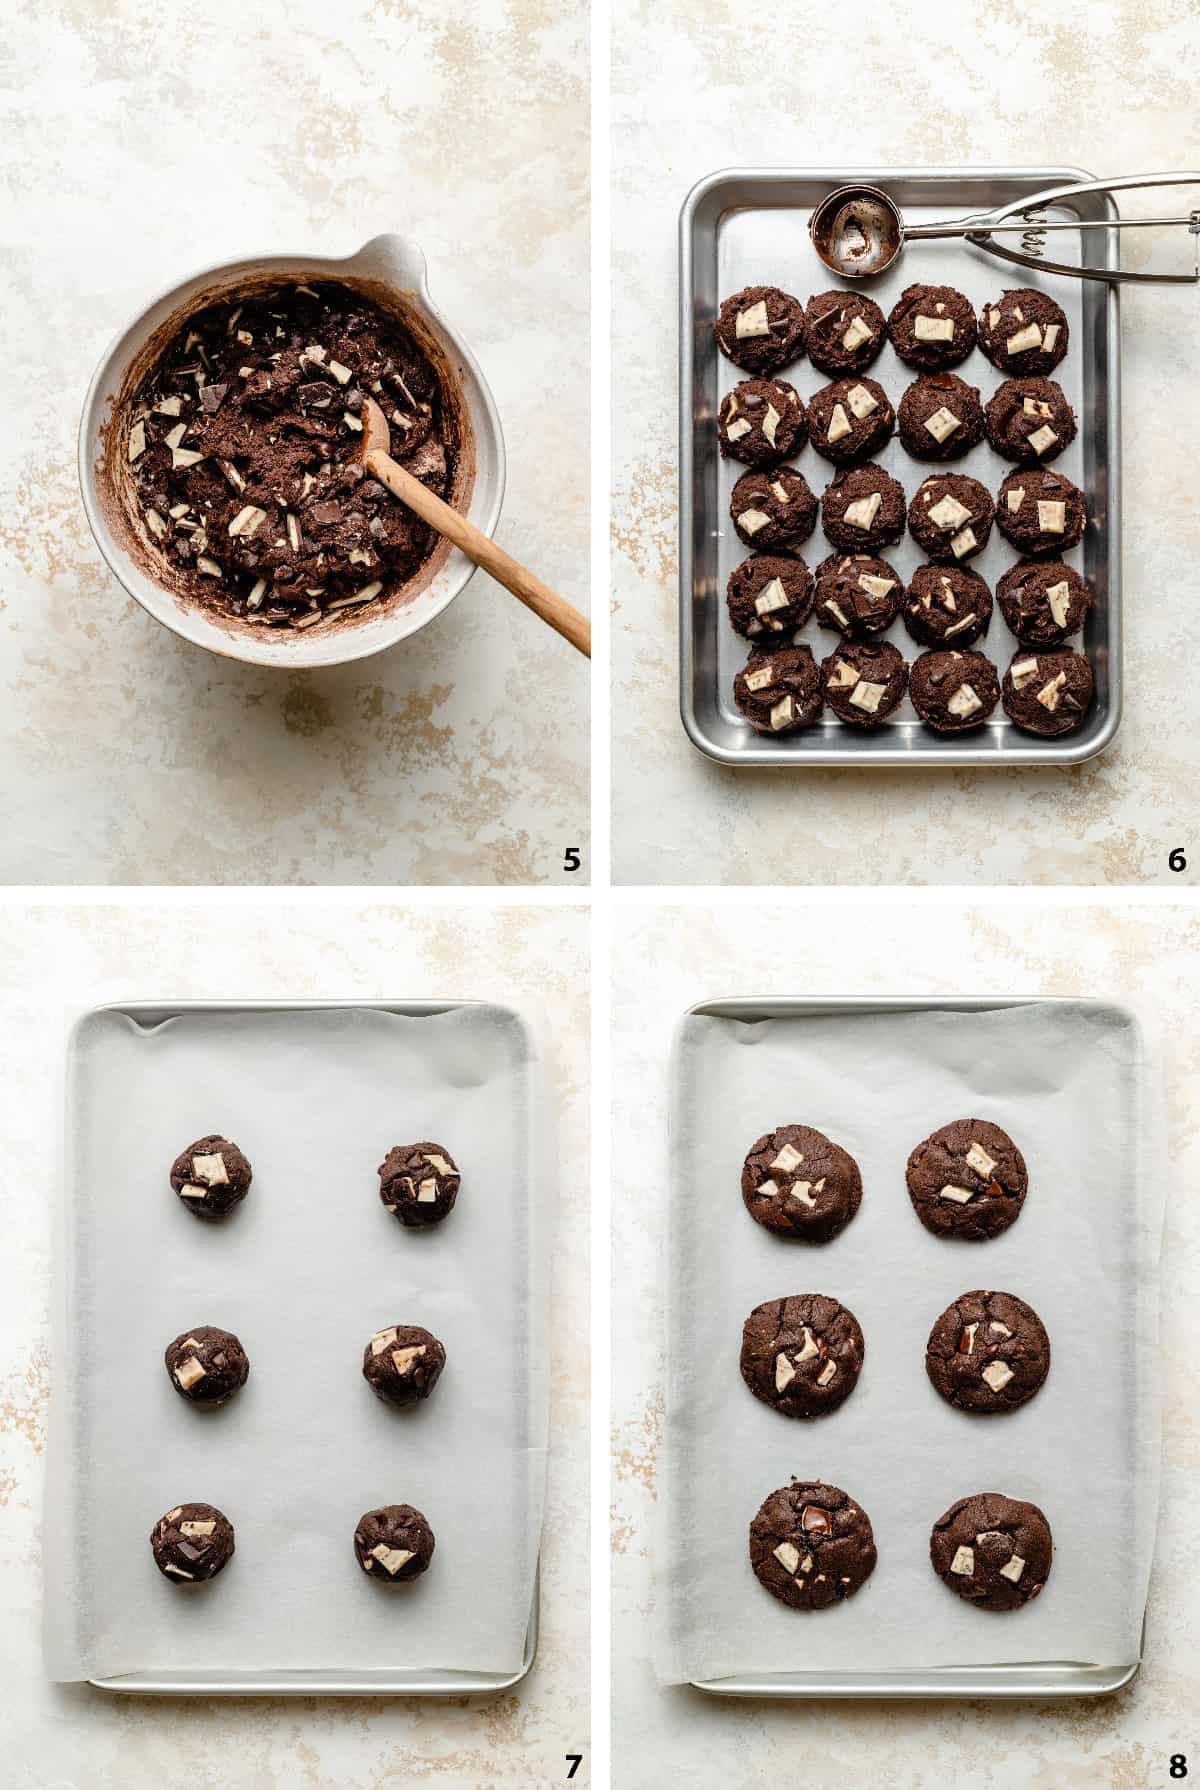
xmin=718 ymin=379 xmax=807 ymax=467
xmin=170 ymin=1135 xmax=252 ymax=1221
xmin=740 ymin=1294 xmax=865 ymax=1418
xmin=741 ymin=1125 xmax=862 ymax=1242
xmin=906 ymin=1119 xmax=1028 ymax=1240
xmin=813 ymin=552 xmax=903 ymax=638
xmin=807 ymin=376 xmax=895 ymax=466
xmin=907 ymin=475 xmax=994 ymax=563
xmin=931 ymin=1491 xmax=1053 ymax=1610
xmin=926 ymin=1289 xmax=1050 ymax=1413
xmin=749 ymin=1480 xmax=876 ymax=1610
xmin=726 ymin=554 xmax=814 ymax=643
xmin=897 ymin=373 xmax=985 ymax=461
xmin=804 ymin=290 xmax=886 ymax=376
xmin=997 ymin=560 xmax=1091 ymax=646
xmin=164 ymin=1326 xmax=250 ymax=1405
xmin=820 ymin=464 xmax=906 ymax=553
xmin=904 ymin=564 xmax=992 ymax=650
xmin=378 ymin=1142 xmax=460 ymax=1227
xmin=822 ymin=641 xmax=908 ymax=726
xmin=984 ymin=377 xmax=1077 ymax=465
xmin=734 ymin=647 xmax=823 ymax=735
xmin=353 ymin=1503 xmax=435 ymax=1581
xmin=715 ymin=285 xmax=806 ymax=375
xmin=362 ymin=1323 xmax=447 ymax=1406
xmin=151 ymin=1502 xmax=235 ymax=1582
xmin=979 ymin=288 xmax=1068 ymax=376
xmin=731 ymin=468 xmax=818 ymax=552
xmin=910 ymin=650 xmax=1000 ymax=733
xmin=1002 ymin=649 xmax=1094 ymax=736
xmin=888 ymin=283 xmax=977 ymax=370
xmin=996 ymin=469 xmax=1087 ymax=557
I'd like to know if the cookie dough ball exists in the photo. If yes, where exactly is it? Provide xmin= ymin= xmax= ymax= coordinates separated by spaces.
xmin=910 ymin=650 xmax=1000 ymax=733
xmin=985 ymin=377 xmax=1077 ymax=464
xmin=731 ymin=468 xmax=818 ymax=552
xmin=904 ymin=564 xmax=992 ymax=650
xmin=1003 ymin=649 xmax=1094 ymax=736
xmin=804 ymin=290 xmax=886 ymax=375
xmin=813 ymin=552 xmax=903 ymax=638
xmin=715 ymin=285 xmax=806 ymax=375
xmin=164 ymin=1326 xmax=250 ymax=1405
xmin=807 ymin=376 xmax=895 ymax=467
xmin=741 ymin=1125 xmax=862 ymax=1243
xmin=897 ymin=373 xmax=985 ymax=461
xmin=926 ymin=1289 xmax=1050 ymax=1413
xmin=740 ymin=1294 xmax=865 ymax=1419
xmin=820 ymin=463 xmax=906 ymax=553
xmin=749 ymin=1480 xmax=876 ymax=1610
xmin=718 ymin=379 xmax=807 ymax=467
xmin=362 ymin=1323 xmax=447 ymax=1406
xmin=996 ymin=469 xmax=1086 ymax=557
xmin=726 ymin=554 xmax=814 ymax=643
xmin=908 ymin=475 xmax=994 ymax=563
xmin=888 ymin=283 xmax=977 ymax=371
xmin=931 ymin=1492 xmax=1052 ymax=1610
xmin=734 ymin=647 xmax=822 ymax=735
xmin=378 ymin=1142 xmax=460 ymax=1227
xmin=906 ymin=1119 xmax=1028 ymax=1240
xmin=169 ymin=1136 xmax=252 ymax=1221
xmin=151 ymin=1502 xmax=235 ymax=1583
xmin=979 ymin=288 xmax=1068 ymax=375
xmin=354 ymin=1503 xmax=435 ymax=1581
xmin=997 ymin=561 xmax=1092 ymax=647
xmin=822 ymin=641 xmax=907 ymax=726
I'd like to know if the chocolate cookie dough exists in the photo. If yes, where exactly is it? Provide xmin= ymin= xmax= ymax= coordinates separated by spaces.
xmin=979 ymin=288 xmax=1068 ymax=376
xmin=741 ymin=1125 xmax=862 ymax=1243
xmin=907 ymin=475 xmax=994 ymax=563
xmin=126 ymin=281 xmax=457 ymax=631
xmin=170 ymin=1135 xmax=252 ymax=1221
xmin=820 ymin=464 xmax=906 ymax=553
xmin=822 ymin=641 xmax=908 ymax=726
xmin=997 ymin=560 xmax=1092 ymax=646
xmin=151 ymin=1502 xmax=235 ymax=1582
xmin=362 ymin=1323 xmax=447 ymax=1406
xmin=910 ymin=650 xmax=1000 ymax=733
xmin=897 ymin=373 xmax=985 ymax=461
xmin=804 ymin=290 xmax=886 ymax=375
xmin=378 ymin=1142 xmax=460 ymax=1227
xmin=731 ymin=468 xmax=818 ymax=552
xmin=807 ymin=376 xmax=895 ymax=467
xmin=996 ymin=469 xmax=1087 ymax=557
xmin=926 ymin=1289 xmax=1051 ymax=1414
xmin=715 ymin=286 xmax=806 ymax=374
xmin=906 ymin=1119 xmax=1028 ymax=1240
xmin=726 ymin=554 xmax=814 ymax=643
xmin=734 ymin=647 xmax=823 ymax=735
xmin=164 ymin=1326 xmax=250 ymax=1405
xmin=740 ymin=1294 xmax=865 ymax=1419
xmin=931 ymin=1491 xmax=1053 ymax=1610
xmin=718 ymin=379 xmax=807 ymax=467
xmin=813 ymin=552 xmax=903 ymax=638
xmin=353 ymin=1503 xmax=435 ymax=1581
xmin=903 ymin=564 xmax=992 ymax=650
xmin=888 ymin=283 xmax=977 ymax=371
xmin=1002 ymin=649 xmax=1094 ymax=736
xmin=985 ymin=377 xmax=1077 ymax=464
xmin=749 ymin=1480 xmax=876 ymax=1610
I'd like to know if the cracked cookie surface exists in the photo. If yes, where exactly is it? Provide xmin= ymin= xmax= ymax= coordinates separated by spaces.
xmin=740 ymin=1124 xmax=863 ymax=1243
xmin=740 ymin=1293 xmax=864 ymax=1418
xmin=906 ymin=1118 xmax=1028 ymax=1240
xmin=930 ymin=1490 xmax=1053 ymax=1610
xmin=749 ymin=1480 xmax=876 ymax=1610
xmin=926 ymin=1289 xmax=1050 ymax=1413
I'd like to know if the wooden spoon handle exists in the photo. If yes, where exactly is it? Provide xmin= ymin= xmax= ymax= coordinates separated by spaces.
xmin=364 ymin=448 xmax=591 ymax=658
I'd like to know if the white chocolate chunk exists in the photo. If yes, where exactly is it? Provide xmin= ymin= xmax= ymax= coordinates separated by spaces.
xmin=744 ymin=664 xmax=774 ymax=693
xmin=417 ymin=1177 xmax=439 ymax=1202
xmin=1037 ymin=500 xmax=1067 ymax=533
xmin=163 ymin=1563 xmax=195 ymax=1579
xmin=1042 ymin=323 xmax=1060 ymax=353
xmin=858 ymin=574 xmax=895 ymax=598
xmin=227 ymin=504 xmax=266 ymax=538
xmin=371 ymin=1327 xmax=399 ymax=1356
xmin=960 ymin=1322 xmax=979 ymax=1353
xmin=816 ymin=1360 xmax=837 ymax=1387
xmin=939 ymin=580 xmax=957 ymax=611
xmin=145 ymin=507 xmax=167 ymax=539
xmin=846 ymin=382 xmax=878 ymax=419
xmin=771 ymin=1142 xmax=804 ymax=1174
xmin=1024 ymin=397 xmax=1054 ymax=419
xmin=842 ymin=315 xmax=874 ymax=351
xmin=789 ymin=1180 xmax=817 ymax=1207
xmin=196 ymin=556 xmax=223 ymax=578
xmin=1007 ymin=486 xmax=1026 ymax=513
xmin=849 ymin=679 xmax=886 ymax=714
xmin=769 ymin=696 xmax=795 ymax=730
xmin=989 ymin=1321 xmax=1012 ymax=1337
xmin=827 ymin=403 xmax=853 ymax=444
xmin=803 ymin=1555 xmax=814 ymax=1573
xmin=769 ymin=480 xmax=790 ymax=504
xmin=947 ymin=683 xmax=983 ymax=718
xmin=391 ymin=1345 xmax=427 ymax=1374
xmin=914 ymin=314 xmax=955 ymax=342
xmin=999 ymin=1553 xmax=1027 ymax=1583
xmin=178 ymin=1184 xmax=208 ymax=1200
xmin=950 ymin=528 xmax=978 ymax=559
xmin=327 ymin=358 xmax=353 ymax=384
xmin=943 ymin=615 xmax=976 ymax=639
xmin=163 ymin=422 xmax=188 ymax=451
xmin=1046 ymin=581 xmax=1072 ymax=628
xmin=171 ymin=447 xmax=205 ymax=469
xmin=828 ymin=657 xmax=860 ymax=691
xmin=735 ymin=300 xmax=771 ymax=339
xmin=824 ymin=599 xmax=849 ymax=627
xmin=775 ymin=1352 xmax=797 ymax=1392
xmin=924 ymin=406 xmax=961 ymax=444
xmin=372 ymin=1545 xmax=415 ymax=1576
xmin=756 ymin=1178 xmax=780 ymax=1199
xmin=965 ymin=1142 xmax=997 ymax=1177
xmin=286 ymin=512 xmax=302 ymax=551
xmin=155 ymin=395 xmax=183 ymax=417
xmin=754 ymin=578 xmax=790 ymax=616
xmin=180 ymin=1519 xmax=216 ymax=1537
xmin=794 ymin=1327 xmax=819 ymax=1363
xmin=987 ymin=308 xmax=1000 ymax=329
xmin=192 ymin=1153 xmax=229 ymax=1186
xmin=773 ymin=1541 xmax=801 ymax=1573
xmin=940 ymin=1183 xmax=975 ymax=1203
xmin=127 ymin=419 xmax=147 ymax=462
xmin=425 ymin=1155 xmax=454 ymax=1176
xmin=1010 ymin=656 xmax=1040 ymax=689
xmin=174 ymin=1357 xmax=206 ymax=1390
xmin=928 ymin=494 xmax=972 ymax=531
xmin=950 ymin=1545 xmax=975 ymax=1576
xmin=1007 ymin=322 xmax=1043 ymax=355
xmin=246 ymin=578 xmax=268 ymax=609
xmin=1028 ymin=424 xmax=1058 ymax=456
xmin=843 ymin=492 xmax=882 ymax=530
xmin=737 ymin=509 xmax=771 ymax=536
xmin=981 ymin=1359 xmax=1014 ymax=1392
xmin=762 ymin=403 xmax=782 ymax=447
xmin=724 ymin=417 xmax=752 ymax=442
xmin=1037 ymin=671 xmax=1068 ymax=712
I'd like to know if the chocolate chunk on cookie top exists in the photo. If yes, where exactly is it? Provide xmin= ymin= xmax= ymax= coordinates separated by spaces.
xmin=1002 ymin=649 xmax=1094 ymax=737
xmin=820 ymin=464 xmax=906 ymax=553
xmin=151 ymin=1502 xmax=235 ymax=1583
xmin=821 ymin=641 xmax=908 ymax=727
xmin=904 ymin=565 xmax=992 ymax=651
xmin=718 ymin=378 xmax=807 ymax=467
xmin=906 ymin=1119 xmax=1028 ymax=1240
xmin=750 ymin=1480 xmax=876 ymax=1610
xmin=931 ymin=1491 xmax=1053 ymax=1610
xmin=378 ymin=1141 xmax=460 ymax=1226
xmin=740 ymin=1294 xmax=865 ymax=1419
xmin=741 ymin=1125 xmax=862 ymax=1243
xmin=733 ymin=647 xmax=823 ymax=735
xmin=807 ymin=377 xmax=895 ymax=467
xmin=804 ymin=290 xmax=886 ymax=376
xmin=715 ymin=286 xmax=807 ymax=375
xmin=169 ymin=1135 xmax=252 ymax=1220
xmin=984 ymin=377 xmax=1077 ymax=465
xmin=910 ymin=650 xmax=1000 ymax=734
xmin=887 ymin=283 xmax=977 ymax=370
xmin=996 ymin=560 xmax=1092 ymax=647
xmin=897 ymin=373 xmax=986 ymax=462
xmin=978 ymin=288 xmax=1068 ymax=376
xmin=362 ymin=1323 xmax=447 ymax=1406
xmin=926 ymin=1290 xmax=1050 ymax=1414
xmin=726 ymin=554 xmax=814 ymax=643
xmin=164 ymin=1326 xmax=250 ymax=1405
xmin=353 ymin=1503 xmax=435 ymax=1581
xmin=996 ymin=469 xmax=1087 ymax=557
xmin=731 ymin=468 xmax=819 ymax=553
xmin=813 ymin=552 xmax=903 ymax=638
xmin=907 ymin=474 xmax=994 ymax=564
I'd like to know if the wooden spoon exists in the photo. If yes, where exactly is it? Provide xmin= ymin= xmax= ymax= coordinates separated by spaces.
xmin=358 ymin=395 xmax=590 ymax=657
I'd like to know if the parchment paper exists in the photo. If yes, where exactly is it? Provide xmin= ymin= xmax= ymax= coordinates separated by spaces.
xmin=46 ymin=1003 xmax=547 ymax=1681
xmin=658 ymin=1000 xmax=1162 ymax=1683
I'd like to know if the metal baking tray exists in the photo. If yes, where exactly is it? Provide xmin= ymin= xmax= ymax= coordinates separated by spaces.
xmin=672 ymin=997 xmax=1153 ymax=1699
xmin=49 ymin=999 xmax=542 ymax=1698
xmin=679 ymin=169 xmax=1121 ymax=766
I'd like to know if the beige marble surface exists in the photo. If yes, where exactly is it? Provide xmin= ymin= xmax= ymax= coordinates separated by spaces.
xmin=0 ymin=899 xmax=589 ymax=1788
xmin=0 ymin=0 xmax=589 ymax=886
xmin=611 ymin=0 xmax=1200 ymax=885
xmin=611 ymin=898 xmax=1199 ymax=1787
